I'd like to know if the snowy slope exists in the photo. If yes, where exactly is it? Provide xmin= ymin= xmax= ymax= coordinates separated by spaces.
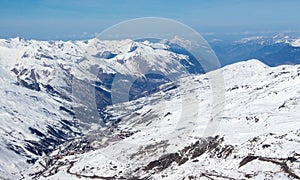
xmin=291 ymin=39 xmax=300 ymax=47
xmin=0 ymin=37 xmax=203 ymax=178
xmin=1 ymin=37 xmax=300 ymax=179
xmin=24 ymin=59 xmax=300 ymax=179
xmin=0 ymin=38 xmax=83 ymax=179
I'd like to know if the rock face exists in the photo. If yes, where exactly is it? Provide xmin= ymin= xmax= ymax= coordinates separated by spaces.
xmin=143 ymin=136 xmax=228 ymax=172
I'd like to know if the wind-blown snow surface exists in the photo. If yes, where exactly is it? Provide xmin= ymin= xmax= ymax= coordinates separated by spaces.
xmin=24 ymin=60 xmax=300 ymax=179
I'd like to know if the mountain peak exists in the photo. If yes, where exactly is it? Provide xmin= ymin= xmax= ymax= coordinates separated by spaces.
xmin=291 ymin=38 xmax=300 ymax=47
xmin=223 ymin=59 xmax=268 ymax=71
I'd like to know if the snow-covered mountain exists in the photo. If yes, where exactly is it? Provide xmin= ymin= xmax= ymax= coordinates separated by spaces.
xmin=22 ymin=59 xmax=300 ymax=179
xmin=233 ymin=33 xmax=299 ymax=46
xmin=211 ymin=34 xmax=300 ymax=66
xmin=0 ymin=37 xmax=203 ymax=178
xmin=1 ymin=38 xmax=300 ymax=179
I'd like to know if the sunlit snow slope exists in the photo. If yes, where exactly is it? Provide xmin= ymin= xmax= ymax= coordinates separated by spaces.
xmin=25 ymin=60 xmax=300 ymax=180
xmin=0 ymin=37 xmax=202 ymax=178
xmin=1 ymin=37 xmax=300 ymax=179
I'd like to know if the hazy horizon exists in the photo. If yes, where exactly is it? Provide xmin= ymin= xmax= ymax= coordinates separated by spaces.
xmin=1 ymin=0 xmax=300 ymax=40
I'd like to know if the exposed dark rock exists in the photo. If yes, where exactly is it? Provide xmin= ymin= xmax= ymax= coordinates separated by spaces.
xmin=143 ymin=136 xmax=226 ymax=172
xmin=144 ymin=153 xmax=182 ymax=171
xmin=11 ymin=67 xmax=19 ymax=75
xmin=163 ymin=112 xmax=172 ymax=118
xmin=29 ymin=127 xmax=45 ymax=137
xmin=6 ymin=143 xmax=27 ymax=156
xmin=26 ymin=158 xmax=38 ymax=164
xmin=239 ymin=155 xmax=258 ymax=168
xmin=17 ymin=79 xmax=41 ymax=91
xmin=47 ymin=125 xmax=68 ymax=141
xmin=227 ymin=85 xmax=239 ymax=91
xmin=59 ymin=106 xmax=75 ymax=116
xmin=287 ymin=156 xmax=297 ymax=162
xmin=213 ymin=145 xmax=234 ymax=158
xmin=43 ymin=84 xmax=56 ymax=94
xmin=262 ymin=144 xmax=271 ymax=148
xmin=239 ymin=155 xmax=300 ymax=179
xmin=128 ymin=45 xmax=138 ymax=53
xmin=93 ymin=51 xmax=117 ymax=59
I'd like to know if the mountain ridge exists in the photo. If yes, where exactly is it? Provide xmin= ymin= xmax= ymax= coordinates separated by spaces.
xmin=23 ymin=58 xmax=300 ymax=179
xmin=0 ymin=37 xmax=299 ymax=179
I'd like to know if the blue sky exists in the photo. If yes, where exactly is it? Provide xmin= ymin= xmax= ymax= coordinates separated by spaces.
xmin=0 ymin=0 xmax=300 ymax=40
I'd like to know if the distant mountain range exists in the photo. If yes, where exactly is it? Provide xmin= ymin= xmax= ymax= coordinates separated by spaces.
xmin=210 ymin=33 xmax=300 ymax=66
